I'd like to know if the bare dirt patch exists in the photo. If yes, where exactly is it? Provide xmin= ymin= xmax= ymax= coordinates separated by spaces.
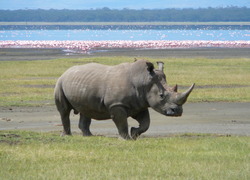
xmin=1 ymin=103 xmax=249 ymax=137
xmin=20 ymin=84 xmax=55 ymax=88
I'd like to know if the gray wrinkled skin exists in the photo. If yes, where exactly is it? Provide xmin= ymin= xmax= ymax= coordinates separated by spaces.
xmin=54 ymin=59 xmax=195 ymax=139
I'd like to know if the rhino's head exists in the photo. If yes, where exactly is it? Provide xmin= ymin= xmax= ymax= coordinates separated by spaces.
xmin=146 ymin=61 xmax=195 ymax=117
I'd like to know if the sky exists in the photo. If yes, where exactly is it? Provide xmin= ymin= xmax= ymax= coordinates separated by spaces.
xmin=1 ymin=0 xmax=250 ymax=10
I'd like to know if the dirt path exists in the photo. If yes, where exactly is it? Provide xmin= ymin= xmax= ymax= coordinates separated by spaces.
xmin=1 ymin=102 xmax=249 ymax=137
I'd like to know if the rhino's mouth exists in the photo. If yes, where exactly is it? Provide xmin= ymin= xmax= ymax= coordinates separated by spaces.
xmin=165 ymin=108 xmax=183 ymax=117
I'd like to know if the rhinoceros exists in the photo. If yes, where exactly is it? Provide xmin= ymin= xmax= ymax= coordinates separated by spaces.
xmin=54 ymin=59 xmax=195 ymax=139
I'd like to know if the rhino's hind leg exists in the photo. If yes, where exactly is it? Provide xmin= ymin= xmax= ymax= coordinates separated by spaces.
xmin=131 ymin=109 xmax=150 ymax=140
xmin=79 ymin=114 xmax=92 ymax=136
xmin=110 ymin=106 xmax=131 ymax=140
xmin=59 ymin=109 xmax=72 ymax=136
xmin=55 ymin=88 xmax=72 ymax=136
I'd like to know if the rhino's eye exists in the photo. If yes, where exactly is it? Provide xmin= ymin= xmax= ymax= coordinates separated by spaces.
xmin=160 ymin=93 xmax=164 ymax=99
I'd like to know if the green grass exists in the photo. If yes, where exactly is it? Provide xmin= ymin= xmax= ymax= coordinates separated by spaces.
xmin=0 ymin=131 xmax=249 ymax=180
xmin=0 ymin=57 xmax=250 ymax=106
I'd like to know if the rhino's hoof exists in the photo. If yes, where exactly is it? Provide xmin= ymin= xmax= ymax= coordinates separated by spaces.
xmin=131 ymin=127 xmax=139 ymax=140
xmin=60 ymin=131 xmax=72 ymax=137
xmin=82 ymin=132 xmax=93 ymax=136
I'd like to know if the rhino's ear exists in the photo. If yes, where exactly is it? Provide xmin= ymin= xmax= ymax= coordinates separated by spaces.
xmin=172 ymin=84 xmax=178 ymax=92
xmin=157 ymin=61 xmax=164 ymax=71
xmin=146 ymin=62 xmax=154 ymax=73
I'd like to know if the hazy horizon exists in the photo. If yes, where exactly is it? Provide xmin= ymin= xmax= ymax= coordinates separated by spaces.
xmin=1 ymin=0 xmax=249 ymax=10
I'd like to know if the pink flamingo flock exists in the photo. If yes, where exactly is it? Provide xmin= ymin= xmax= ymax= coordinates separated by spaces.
xmin=1 ymin=40 xmax=250 ymax=53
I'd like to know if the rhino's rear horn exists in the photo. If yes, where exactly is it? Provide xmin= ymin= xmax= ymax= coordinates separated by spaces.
xmin=157 ymin=61 xmax=164 ymax=71
xmin=176 ymin=83 xmax=195 ymax=105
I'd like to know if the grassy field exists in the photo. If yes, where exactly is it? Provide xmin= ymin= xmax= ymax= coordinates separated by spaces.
xmin=1 ymin=56 xmax=250 ymax=179
xmin=0 ymin=56 xmax=250 ymax=106
xmin=0 ymin=131 xmax=249 ymax=180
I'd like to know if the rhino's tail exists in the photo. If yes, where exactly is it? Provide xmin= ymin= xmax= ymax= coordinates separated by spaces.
xmin=54 ymin=78 xmax=79 ymax=115
xmin=54 ymin=79 xmax=73 ymax=113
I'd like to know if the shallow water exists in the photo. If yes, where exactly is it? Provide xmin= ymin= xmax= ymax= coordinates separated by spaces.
xmin=1 ymin=29 xmax=250 ymax=41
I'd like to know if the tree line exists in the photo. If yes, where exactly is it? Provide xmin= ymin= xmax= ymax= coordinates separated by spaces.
xmin=0 ymin=7 xmax=249 ymax=22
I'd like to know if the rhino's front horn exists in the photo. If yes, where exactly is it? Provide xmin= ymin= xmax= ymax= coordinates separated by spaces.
xmin=176 ymin=83 xmax=195 ymax=105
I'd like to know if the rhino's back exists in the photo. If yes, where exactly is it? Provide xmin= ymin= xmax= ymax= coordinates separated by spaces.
xmin=60 ymin=63 xmax=130 ymax=94
xmin=61 ymin=63 xmax=111 ymax=92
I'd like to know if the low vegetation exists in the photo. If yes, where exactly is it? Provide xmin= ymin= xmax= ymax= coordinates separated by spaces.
xmin=0 ymin=131 xmax=249 ymax=180
xmin=0 ymin=57 xmax=250 ymax=106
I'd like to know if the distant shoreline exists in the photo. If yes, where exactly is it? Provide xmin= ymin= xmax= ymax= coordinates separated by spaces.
xmin=1 ymin=22 xmax=250 ymax=31
xmin=1 ymin=47 xmax=250 ymax=61
xmin=1 ymin=21 xmax=250 ymax=26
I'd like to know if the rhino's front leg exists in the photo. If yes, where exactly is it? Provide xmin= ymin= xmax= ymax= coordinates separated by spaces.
xmin=131 ymin=109 xmax=150 ymax=140
xmin=110 ymin=106 xmax=131 ymax=140
xmin=79 ymin=113 xmax=92 ymax=136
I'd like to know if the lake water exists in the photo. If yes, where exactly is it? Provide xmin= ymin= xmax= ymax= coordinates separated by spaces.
xmin=1 ymin=29 xmax=250 ymax=41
